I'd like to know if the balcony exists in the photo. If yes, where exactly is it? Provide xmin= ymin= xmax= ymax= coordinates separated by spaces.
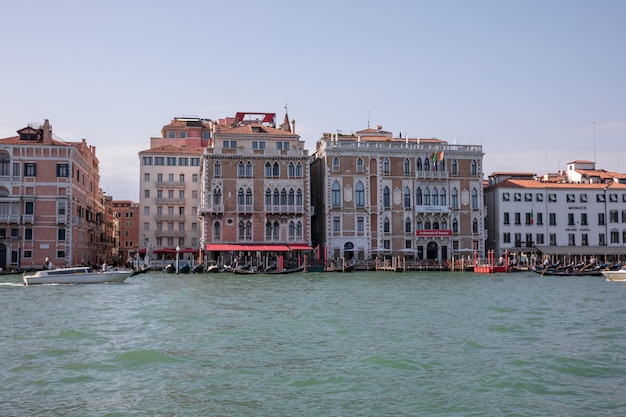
xmin=155 ymin=230 xmax=187 ymax=238
xmin=198 ymin=204 xmax=224 ymax=215
xmin=237 ymin=204 xmax=254 ymax=214
xmin=416 ymin=171 xmax=448 ymax=179
xmin=22 ymin=214 xmax=34 ymax=223
xmin=156 ymin=181 xmax=186 ymax=188
xmin=265 ymin=205 xmax=304 ymax=214
xmin=155 ymin=197 xmax=186 ymax=205
xmin=57 ymin=214 xmax=67 ymax=224
xmin=154 ymin=214 xmax=185 ymax=221
xmin=0 ymin=214 xmax=20 ymax=224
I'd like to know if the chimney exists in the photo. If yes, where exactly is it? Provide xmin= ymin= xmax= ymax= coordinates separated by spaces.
xmin=42 ymin=119 xmax=52 ymax=144
xmin=291 ymin=119 xmax=296 ymax=134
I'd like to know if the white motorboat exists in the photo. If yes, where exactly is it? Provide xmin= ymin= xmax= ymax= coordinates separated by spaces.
xmin=601 ymin=266 xmax=626 ymax=282
xmin=23 ymin=266 xmax=132 ymax=286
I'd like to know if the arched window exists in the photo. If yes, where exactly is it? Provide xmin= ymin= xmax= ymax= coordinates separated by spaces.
xmin=451 ymin=159 xmax=458 ymax=175
xmin=296 ymin=189 xmax=303 ymax=206
xmin=237 ymin=161 xmax=245 ymax=177
xmin=355 ymin=181 xmax=365 ymax=207
xmin=273 ymin=162 xmax=280 ymax=177
xmin=403 ymin=186 xmax=411 ymax=208
xmin=245 ymin=221 xmax=252 ymax=239
xmin=288 ymin=188 xmax=295 ymax=205
xmin=245 ymin=161 xmax=253 ymax=177
xmin=471 ymin=160 xmax=478 ymax=176
xmin=265 ymin=162 xmax=272 ymax=177
xmin=265 ymin=221 xmax=272 ymax=239
xmin=289 ymin=221 xmax=295 ymax=239
xmin=213 ymin=187 xmax=222 ymax=205
xmin=424 ymin=157 xmax=430 ymax=171
xmin=432 ymin=188 xmax=439 ymax=206
xmin=471 ymin=188 xmax=478 ymax=209
xmin=332 ymin=181 xmax=341 ymax=207
xmin=451 ymin=188 xmax=458 ymax=209
xmin=405 ymin=217 xmax=412 ymax=233
xmin=213 ymin=221 xmax=221 ymax=240
xmin=472 ymin=218 xmax=478 ymax=233
xmin=296 ymin=221 xmax=302 ymax=238
xmin=383 ymin=157 xmax=390 ymax=174
xmin=433 ymin=221 xmax=439 ymax=229
xmin=296 ymin=162 xmax=303 ymax=177
xmin=383 ymin=186 xmax=390 ymax=208
xmin=383 ymin=217 xmax=390 ymax=233
xmin=416 ymin=157 xmax=422 ymax=171
xmin=403 ymin=158 xmax=411 ymax=175
xmin=280 ymin=189 xmax=287 ymax=205
xmin=416 ymin=187 xmax=423 ymax=205
xmin=425 ymin=220 xmax=431 ymax=229
xmin=288 ymin=162 xmax=295 ymax=177
xmin=440 ymin=188 xmax=447 ymax=205
xmin=332 ymin=156 xmax=340 ymax=172
xmin=416 ymin=218 xmax=423 ymax=230
xmin=273 ymin=221 xmax=280 ymax=239
xmin=441 ymin=219 xmax=448 ymax=230
xmin=265 ymin=188 xmax=271 ymax=205
xmin=356 ymin=157 xmax=364 ymax=173
xmin=453 ymin=218 xmax=458 ymax=233
xmin=273 ymin=188 xmax=280 ymax=205
xmin=214 ymin=161 xmax=221 ymax=177
xmin=237 ymin=188 xmax=245 ymax=205
xmin=424 ymin=187 xmax=431 ymax=205
xmin=238 ymin=220 xmax=245 ymax=239
xmin=245 ymin=188 xmax=253 ymax=205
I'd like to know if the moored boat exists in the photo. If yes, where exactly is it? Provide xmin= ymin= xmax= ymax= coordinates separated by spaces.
xmin=532 ymin=266 xmax=603 ymax=277
xmin=264 ymin=265 xmax=304 ymax=274
xmin=602 ymin=266 xmax=626 ymax=282
xmin=23 ymin=266 xmax=132 ymax=285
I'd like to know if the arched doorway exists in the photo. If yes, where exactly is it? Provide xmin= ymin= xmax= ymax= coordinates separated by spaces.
xmin=426 ymin=241 xmax=438 ymax=260
xmin=344 ymin=242 xmax=354 ymax=260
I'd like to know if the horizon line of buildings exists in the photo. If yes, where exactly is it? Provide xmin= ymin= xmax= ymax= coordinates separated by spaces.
xmin=1 ymin=112 xmax=625 ymax=271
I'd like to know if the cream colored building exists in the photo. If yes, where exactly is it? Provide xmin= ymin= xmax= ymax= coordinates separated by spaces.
xmin=138 ymin=117 xmax=213 ymax=255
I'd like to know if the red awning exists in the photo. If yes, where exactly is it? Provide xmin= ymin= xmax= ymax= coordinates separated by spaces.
xmin=205 ymin=243 xmax=290 ymax=252
xmin=288 ymin=244 xmax=314 ymax=251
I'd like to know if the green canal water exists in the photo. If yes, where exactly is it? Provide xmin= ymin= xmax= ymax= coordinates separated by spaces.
xmin=1 ymin=270 xmax=625 ymax=416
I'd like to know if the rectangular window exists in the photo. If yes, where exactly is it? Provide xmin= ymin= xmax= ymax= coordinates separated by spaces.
xmin=536 ymin=212 xmax=543 ymax=225
xmin=524 ymin=193 xmax=532 ymax=202
xmin=536 ymin=233 xmax=544 ymax=244
xmin=597 ymin=194 xmax=606 ymax=202
xmin=166 ymin=157 xmax=176 ymax=166
xmin=580 ymin=213 xmax=588 ymax=225
xmin=56 ymin=164 xmax=69 ymax=177
xmin=580 ymin=194 xmax=587 ymax=202
xmin=568 ymin=213 xmax=575 ymax=225
xmin=178 ymin=157 xmax=188 ymax=166
xmin=568 ymin=233 xmax=576 ymax=245
xmin=566 ymin=194 xmax=575 ymax=202
xmin=25 ymin=228 xmax=33 ymax=240
xmin=598 ymin=213 xmax=605 ymax=225
xmin=502 ymin=193 xmax=509 ymax=201
xmin=191 ymin=158 xmax=200 ymax=166
xmin=549 ymin=233 xmax=556 ymax=245
xmin=536 ymin=193 xmax=543 ymax=202
xmin=514 ymin=212 xmax=521 ymax=225
xmin=155 ymin=157 xmax=164 ymax=165
xmin=503 ymin=233 xmax=510 ymax=244
xmin=610 ymin=194 xmax=618 ymax=202
xmin=332 ymin=216 xmax=340 ymax=232
xmin=581 ymin=233 xmax=588 ymax=246
xmin=57 ymin=228 xmax=66 ymax=241
xmin=548 ymin=194 xmax=556 ymax=202
xmin=549 ymin=213 xmax=556 ymax=225
xmin=503 ymin=212 xmax=510 ymax=225
xmin=24 ymin=163 xmax=36 ymax=177
xmin=610 ymin=230 xmax=619 ymax=244
xmin=514 ymin=193 xmax=521 ymax=201
xmin=357 ymin=216 xmax=364 ymax=232
xmin=144 ymin=173 xmax=150 ymax=182
xmin=142 ymin=156 xmax=153 ymax=165
xmin=609 ymin=210 xmax=618 ymax=222
xmin=599 ymin=233 xmax=606 ymax=246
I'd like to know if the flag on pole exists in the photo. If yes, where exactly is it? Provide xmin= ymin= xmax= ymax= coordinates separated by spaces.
xmin=530 ymin=206 xmax=534 ymax=224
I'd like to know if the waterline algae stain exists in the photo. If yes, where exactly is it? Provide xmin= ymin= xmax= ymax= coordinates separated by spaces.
xmin=2 ymin=271 xmax=626 ymax=416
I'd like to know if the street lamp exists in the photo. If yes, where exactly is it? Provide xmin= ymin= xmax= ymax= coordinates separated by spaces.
xmin=176 ymin=245 xmax=180 ymax=275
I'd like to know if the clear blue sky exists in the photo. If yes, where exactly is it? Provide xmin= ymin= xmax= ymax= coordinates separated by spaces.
xmin=2 ymin=0 xmax=625 ymax=199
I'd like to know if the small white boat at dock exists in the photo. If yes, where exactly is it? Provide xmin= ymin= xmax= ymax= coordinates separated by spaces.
xmin=601 ymin=266 xmax=626 ymax=282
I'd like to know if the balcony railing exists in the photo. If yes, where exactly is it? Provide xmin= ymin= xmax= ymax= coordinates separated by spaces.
xmin=156 ymin=181 xmax=186 ymax=188
xmin=57 ymin=214 xmax=67 ymax=224
xmin=155 ymin=230 xmax=186 ymax=238
xmin=22 ymin=214 xmax=34 ymax=223
xmin=155 ymin=197 xmax=186 ymax=205
xmin=0 ymin=214 xmax=20 ymax=223
xmin=198 ymin=204 xmax=224 ymax=214
xmin=265 ymin=205 xmax=304 ymax=214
